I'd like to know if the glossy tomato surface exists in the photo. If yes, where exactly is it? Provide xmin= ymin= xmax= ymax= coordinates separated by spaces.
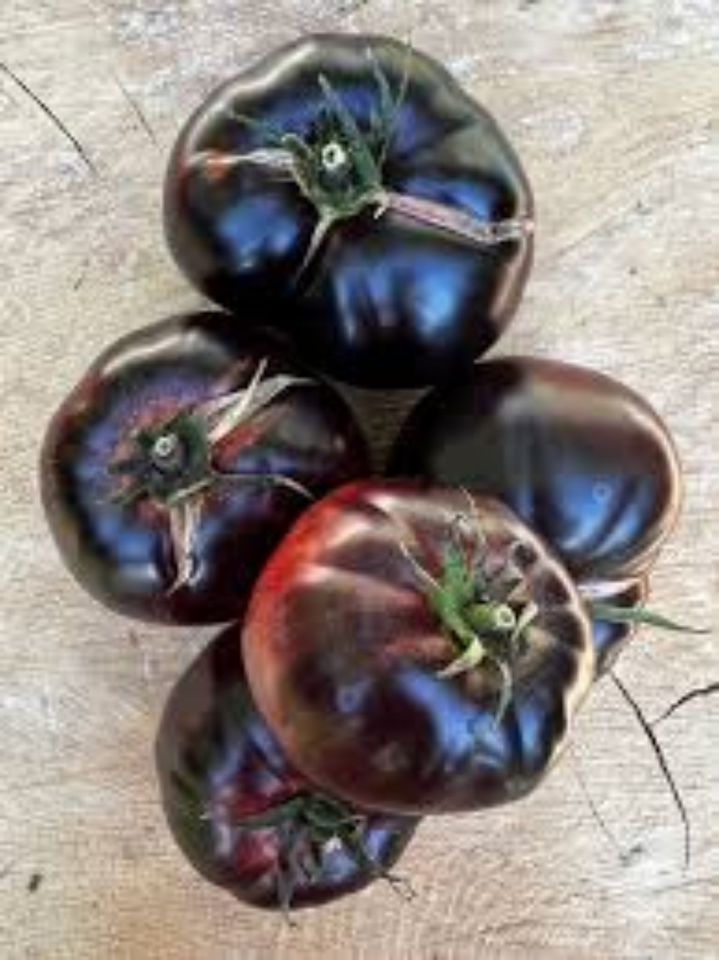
xmin=243 ymin=481 xmax=594 ymax=815
xmin=156 ymin=627 xmax=417 ymax=911
xmin=41 ymin=311 xmax=369 ymax=624
xmin=165 ymin=33 xmax=533 ymax=388
xmin=389 ymin=356 xmax=682 ymax=671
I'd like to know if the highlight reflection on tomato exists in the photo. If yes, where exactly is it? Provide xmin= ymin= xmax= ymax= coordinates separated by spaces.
xmin=164 ymin=33 xmax=533 ymax=388
xmin=40 ymin=311 xmax=369 ymax=624
xmin=156 ymin=626 xmax=418 ymax=912
xmin=389 ymin=356 xmax=683 ymax=671
xmin=243 ymin=481 xmax=594 ymax=816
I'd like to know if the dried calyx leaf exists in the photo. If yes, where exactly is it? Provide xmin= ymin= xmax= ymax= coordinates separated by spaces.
xmin=210 ymin=44 xmax=532 ymax=283
xmin=166 ymin=496 xmax=204 ymax=595
xmin=397 ymin=501 xmax=537 ymax=722
xmin=108 ymin=359 xmax=313 ymax=593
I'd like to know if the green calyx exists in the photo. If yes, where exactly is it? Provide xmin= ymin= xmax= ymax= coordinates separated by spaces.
xmin=284 ymin=74 xmax=386 ymax=221
xmin=106 ymin=361 xmax=313 ymax=594
xmin=224 ymin=44 xmax=533 ymax=283
xmin=109 ymin=411 xmax=213 ymax=506
xmin=236 ymin=790 xmax=381 ymax=916
xmin=234 ymin=51 xmax=406 ymax=226
xmin=399 ymin=509 xmax=538 ymax=721
xmin=431 ymin=546 xmax=512 ymax=647
xmin=427 ymin=543 xmax=527 ymax=684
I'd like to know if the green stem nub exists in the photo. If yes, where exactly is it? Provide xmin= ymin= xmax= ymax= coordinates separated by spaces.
xmin=151 ymin=432 xmax=185 ymax=474
xmin=113 ymin=412 xmax=212 ymax=506
xmin=320 ymin=141 xmax=349 ymax=174
xmin=465 ymin=602 xmax=517 ymax=635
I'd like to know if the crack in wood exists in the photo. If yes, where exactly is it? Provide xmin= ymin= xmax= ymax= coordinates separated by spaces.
xmin=610 ymin=671 xmax=691 ymax=871
xmin=0 ymin=61 xmax=97 ymax=174
xmin=652 ymin=682 xmax=719 ymax=726
xmin=113 ymin=73 xmax=158 ymax=147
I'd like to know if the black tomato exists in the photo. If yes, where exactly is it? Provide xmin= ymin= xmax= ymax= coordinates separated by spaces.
xmin=40 ymin=311 xmax=369 ymax=624
xmin=156 ymin=626 xmax=418 ymax=912
xmin=388 ymin=357 xmax=683 ymax=671
xmin=164 ymin=34 xmax=533 ymax=388
xmin=243 ymin=481 xmax=594 ymax=815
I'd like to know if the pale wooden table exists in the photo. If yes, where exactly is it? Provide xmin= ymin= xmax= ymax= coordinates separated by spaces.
xmin=1 ymin=2 xmax=717 ymax=958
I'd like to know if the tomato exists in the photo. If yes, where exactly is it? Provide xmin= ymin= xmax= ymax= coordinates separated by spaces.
xmin=156 ymin=626 xmax=418 ymax=912
xmin=164 ymin=33 xmax=533 ymax=388
xmin=388 ymin=357 xmax=683 ymax=671
xmin=243 ymin=481 xmax=594 ymax=815
xmin=40 ymin=311 xmax=369 ymax=624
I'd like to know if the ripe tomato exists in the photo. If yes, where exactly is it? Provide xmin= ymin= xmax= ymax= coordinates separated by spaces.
xmin=388 ymin=356 xmax=683 ymax=671
xmin=243 ymin=481 xmax=594 ymax=815
xmin=164 ymin=34 xmax=533 ymax=388
xmin=156 ymin=626 xmax=418 ymax=912
xmin=40 ymin=311 xmax=369 ymax=624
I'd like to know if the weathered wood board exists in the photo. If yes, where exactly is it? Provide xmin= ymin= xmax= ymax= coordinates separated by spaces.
xmin=1 ymin=1 xmax=717 ymax=957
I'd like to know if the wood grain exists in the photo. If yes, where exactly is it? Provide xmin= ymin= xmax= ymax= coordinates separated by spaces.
xmin=1 ymin=2 xmax=717 ymax=957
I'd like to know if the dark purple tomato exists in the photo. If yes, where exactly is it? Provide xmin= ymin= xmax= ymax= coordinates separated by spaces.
xmin=164 ymin=33 xmax=533 ymax=388
xmin=40 ymin=311 xmax=369 ymax=624
xmin=388 ymin=357 xmax=683 ymax=671
xmin=243 ymin=481 xmax=594 ymax=815
xmin=156 ymin=626 xmax=418 ymax=912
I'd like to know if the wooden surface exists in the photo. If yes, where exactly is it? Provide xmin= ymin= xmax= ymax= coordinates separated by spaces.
xmin=1 ymin=2 xmax=717 ymax=958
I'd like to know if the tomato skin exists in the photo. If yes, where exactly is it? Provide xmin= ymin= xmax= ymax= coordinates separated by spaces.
xmin=388 ymin=357 xmax=682 ymax=671
xmin=40 ymin=312 xmax=369 ymax=624
xmin=156 ymin=627 xmax=417 ymax=910
xmin=164 ymin=33 xmax=533 ymax=388
xmin=243 ymin=481 xmax=594 ymax=815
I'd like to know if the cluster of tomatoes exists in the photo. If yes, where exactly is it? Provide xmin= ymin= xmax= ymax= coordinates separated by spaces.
xmin=41 ymin=35 xmax=685 ymax=914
